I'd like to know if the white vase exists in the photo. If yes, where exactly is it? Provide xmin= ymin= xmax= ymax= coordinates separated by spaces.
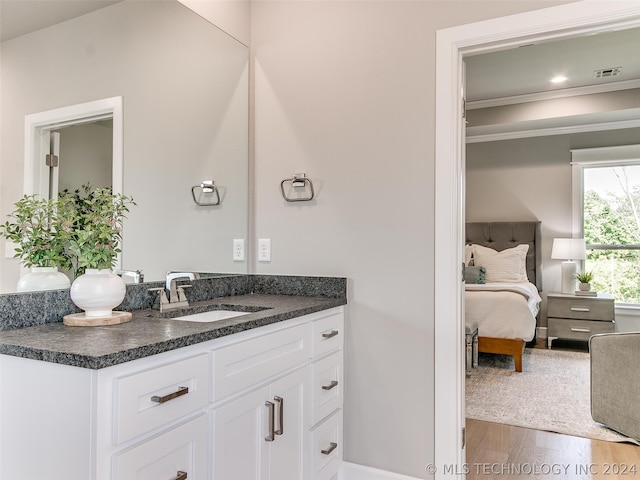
xmin=70 ymin=269 xmax=126 ymax=317
xmin=17 ymin=266 xmax=71 ymax=292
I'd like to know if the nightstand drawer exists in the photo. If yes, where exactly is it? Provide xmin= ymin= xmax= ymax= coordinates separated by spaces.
xmin=548 ymin=318 xmax=614 ymax=341
xmin=547 ymin=296 xmax=614 ymax=321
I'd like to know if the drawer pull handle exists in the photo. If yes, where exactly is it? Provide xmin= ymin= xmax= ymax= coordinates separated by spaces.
xmin=321 ymin=442 xmax=338 ymax=455
xmin=322 ymin=380 xmax=339 ymax=391
xmin=151 ymin=386 xmax=188 ymax=404
xmin=265 ymin=401 xmax=275 ymax=441
xmin=173 ymin=472 xmax=187 ymax=480
xmin=322 ymin=330 xmax=339 ymax=339
xmin=274 ymin=396 xmax=284 ymax=436
xmin=570 ymin=307 xmax=590 ymax=312
xmin=571 ymin=327 xmax=591 ymax=333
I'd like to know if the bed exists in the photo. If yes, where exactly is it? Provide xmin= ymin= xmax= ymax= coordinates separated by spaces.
xmin=465 ymin=222 xmax=542 ymax=372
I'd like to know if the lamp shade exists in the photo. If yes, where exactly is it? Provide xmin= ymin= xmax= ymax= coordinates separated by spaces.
xmin=551 ymin=238 xmax=587 ymax=260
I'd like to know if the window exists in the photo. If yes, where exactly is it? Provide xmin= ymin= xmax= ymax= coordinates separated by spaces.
xmin=572 ymin=145 xmax=640 ymax=304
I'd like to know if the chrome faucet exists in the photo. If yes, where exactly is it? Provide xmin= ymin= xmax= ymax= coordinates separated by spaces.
xmin=115 ymin=269 xmax=144 ymax=283
xmin=150 ymin=272 xmax=198 ymax=312
xmin=166 ymin=272 xmax=196 ymax=305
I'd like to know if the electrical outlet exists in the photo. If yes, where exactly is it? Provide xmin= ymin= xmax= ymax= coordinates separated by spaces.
xmin=233 ymin=239 xmax=245 ymax=261
xmin=258 ymin=238 xmax=271 ymax=262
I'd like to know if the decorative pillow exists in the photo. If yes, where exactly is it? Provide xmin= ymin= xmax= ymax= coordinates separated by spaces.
xmin=465 ymin=244 xmax=473 ymax=266
xmin=464 ymin=266 xmax=485 ymax=284
xmin=471 ymin=243 xmax=529 ymax=283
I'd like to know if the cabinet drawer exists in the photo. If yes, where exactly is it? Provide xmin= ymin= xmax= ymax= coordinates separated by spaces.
xmin=311 ymin=352 xmax=343 ymax=426
xmin=547 ymin=297 xmax=614 ymax=321
xmin=112 ymin=414 xmax=208 ymax=480
xmin=212 ymin=323 xmax=308 ymax=401
xmin=113 ymin=354 xmax=209 ymax=444
xmin=311 ymin=410 xmax=343 ymax=480
xmin=312 ymin=312 xmax=344 ymax=358
xmin=548 ymin=318 xmax=615 ymax=341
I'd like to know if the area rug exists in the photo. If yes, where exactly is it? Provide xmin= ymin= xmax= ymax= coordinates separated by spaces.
xmin=466 ymin=348 xmax=638 ymax=444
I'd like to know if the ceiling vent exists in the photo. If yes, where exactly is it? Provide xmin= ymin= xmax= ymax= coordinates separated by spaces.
xmin=593 ymin=67 xmax=622 ymax=79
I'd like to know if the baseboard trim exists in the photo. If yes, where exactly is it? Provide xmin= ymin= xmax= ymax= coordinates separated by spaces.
xmin=337 ymin=462 xmax=423 ymax=480
xmin=536 ymin=326 xmax=548 ymax=340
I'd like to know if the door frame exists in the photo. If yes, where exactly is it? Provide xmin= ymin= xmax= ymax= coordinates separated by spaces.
xmin=24 ymin=96 xmax=123 ymax=198
xmin=434 ymin=2 xmax=640 ymax=476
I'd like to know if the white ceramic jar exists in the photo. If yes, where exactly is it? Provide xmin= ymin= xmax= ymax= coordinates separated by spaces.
xmin=70 ymin=269 xmax=126 ymax=317
xmin=17 ymin=266 xmax=71 ymax=292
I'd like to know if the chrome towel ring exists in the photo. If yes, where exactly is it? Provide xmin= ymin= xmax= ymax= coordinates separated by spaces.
xmin=191 ymin=180 xmax=221 ymax=206
xmin=280 ymin=173 xmax=314 ymax=202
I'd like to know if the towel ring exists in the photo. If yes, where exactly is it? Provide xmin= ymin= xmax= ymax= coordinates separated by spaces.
xmin=191 ymin=180 xmax=221 ymax=206
xmin=280 ymin=173 xmax=315 ymax=202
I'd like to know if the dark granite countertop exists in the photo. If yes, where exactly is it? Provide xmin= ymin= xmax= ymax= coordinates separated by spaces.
xmin=0 ymin=294 xmax=346 ymax=369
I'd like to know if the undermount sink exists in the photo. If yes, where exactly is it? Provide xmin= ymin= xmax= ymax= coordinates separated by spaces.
xmin=171 ymin=310 xmax=251 ymax=322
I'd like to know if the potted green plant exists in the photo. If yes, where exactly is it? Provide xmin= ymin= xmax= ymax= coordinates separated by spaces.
xmin=60 ymin=185 xmax=135 ymax=277
xmin=0 ymin=195 xmax=74 ymax=291
xmin=575 ymin=271 xmax=594 ymax=291
xmin=59 ymin=185 xmax=136 ymax=319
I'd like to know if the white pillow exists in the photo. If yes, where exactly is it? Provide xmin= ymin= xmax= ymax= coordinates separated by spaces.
xmin=471 ymin=243 xmax=529 ymax=283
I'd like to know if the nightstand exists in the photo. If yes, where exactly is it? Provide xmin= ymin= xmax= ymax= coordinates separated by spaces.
xmin=547 ymin=292 xmax=615 ymax=349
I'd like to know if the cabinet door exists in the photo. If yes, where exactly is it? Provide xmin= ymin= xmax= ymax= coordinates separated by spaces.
xmin=112 ymin=414 xmax=208 ymax=480
xmin=212 ymin=386 xmax=271 ymax=480
xmin=269 ymin=367 xmax=309 ymax=480
xmin=212 ymin=368 xmax=310 ymax=480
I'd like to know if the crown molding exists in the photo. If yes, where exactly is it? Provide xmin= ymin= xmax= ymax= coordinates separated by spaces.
xmin=467 ymin=78 xmax=640 ymax=110
xmin=466 ymin=117 xmax=640 ymax=144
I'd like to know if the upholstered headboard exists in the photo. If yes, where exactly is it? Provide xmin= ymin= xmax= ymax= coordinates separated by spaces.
xmin=465 ymin=221 xmax=542 ymax=291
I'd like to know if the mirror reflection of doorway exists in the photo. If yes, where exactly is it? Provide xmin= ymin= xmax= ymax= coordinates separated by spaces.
xmin=50 ymin=119 xmax=113 ymax=198
xmin=22 ymin=96 xmax=123 ymax=277
xmin=24 ymin=96 xmax=122 ymax=202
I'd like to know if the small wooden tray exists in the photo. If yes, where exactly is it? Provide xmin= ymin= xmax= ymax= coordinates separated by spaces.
xmin=63 ymin=311 xmax=132 ymax=327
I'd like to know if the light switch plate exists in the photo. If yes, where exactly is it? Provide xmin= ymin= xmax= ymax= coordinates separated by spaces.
xmin=233 ymin=239 xmax=245 ymax=261
xmin=258 ymin=238 xmax=271 ymax=262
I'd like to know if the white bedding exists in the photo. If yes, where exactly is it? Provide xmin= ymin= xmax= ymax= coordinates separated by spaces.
xmin=465 ymin=282 xmax=541 ymax=342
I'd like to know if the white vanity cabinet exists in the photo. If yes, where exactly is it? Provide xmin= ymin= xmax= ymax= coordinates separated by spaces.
xmin=211 ymin=308 xmax=344 ymax=480
xmin=0 ymin=305 xmax=344 ymax=480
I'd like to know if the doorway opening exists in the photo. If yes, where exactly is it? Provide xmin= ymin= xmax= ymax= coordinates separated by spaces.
xmin=434 ymin=3 xmax=640 ymax=475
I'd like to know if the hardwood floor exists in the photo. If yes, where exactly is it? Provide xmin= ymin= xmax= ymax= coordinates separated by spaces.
xmin=466 ymin=341 xmax=640 ymax=479
xmin=466 ymin=419 xmax=640 ymax=479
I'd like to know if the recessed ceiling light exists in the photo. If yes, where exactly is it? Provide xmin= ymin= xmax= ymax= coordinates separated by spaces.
xmin=551 ymin=75 xmax=568 ymax=84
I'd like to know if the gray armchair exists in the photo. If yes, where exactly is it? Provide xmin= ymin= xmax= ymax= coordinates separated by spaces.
xmin=590 ymin=332 xmax=640 ymax=442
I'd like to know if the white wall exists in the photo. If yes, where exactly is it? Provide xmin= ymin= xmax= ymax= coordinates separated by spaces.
xmin=178 ymin=0 xmax=251 ymax=47
xmin=0 ymin=0 xmax=249 ymax=289
xmin=250 ymin=1 xmax=572 ymax=477
xmin=466 ymin=127 xmax=640 ymax=327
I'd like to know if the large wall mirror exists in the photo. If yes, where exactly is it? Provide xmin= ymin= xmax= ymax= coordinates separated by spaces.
xmin=0 ymin=0 xmax=249 ymax=293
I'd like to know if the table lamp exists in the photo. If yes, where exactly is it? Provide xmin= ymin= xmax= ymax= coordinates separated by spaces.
xmin=551 ymin=238 xmax=587 ymax=294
